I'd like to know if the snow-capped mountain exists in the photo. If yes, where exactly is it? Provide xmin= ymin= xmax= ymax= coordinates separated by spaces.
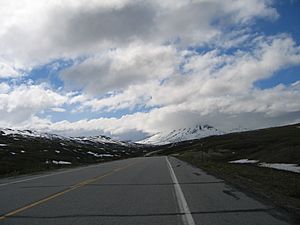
xmin=0 ymin=127 xmax=147 ymax=164
xmin=0 ymin=128 xmax=67 ymax=140
xmin=137 ymin=124 xmax=224 ymax=145
xmin=70 ymin=135 xmax=132 ymax=146
xmin=0 ymin=127 xmax=151 ymax=176
xmin=0 ymin=128 xmax=134 ymax=147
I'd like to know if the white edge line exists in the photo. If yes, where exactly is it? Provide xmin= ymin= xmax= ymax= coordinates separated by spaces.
xmin=166 ymin=156 xmax=196 ymax=225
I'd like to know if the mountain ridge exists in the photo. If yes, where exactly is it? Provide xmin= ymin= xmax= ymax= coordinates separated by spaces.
xmin=137 ymin=124 xmax=225 ymax=145
xmin=0 ymin=127 xmax=149 ymax=176
xmin=0 ymin=128 xmax=136 ymax=147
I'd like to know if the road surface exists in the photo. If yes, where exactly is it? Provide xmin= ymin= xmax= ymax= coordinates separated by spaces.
xmin=0 ymin=156 xmax=291 ymax=225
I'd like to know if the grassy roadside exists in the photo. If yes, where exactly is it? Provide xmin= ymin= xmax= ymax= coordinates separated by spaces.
xmin=0 ymin=158 xmax=116 ymax=179
xmin=176 ymin=151 xmax=300 ymax=222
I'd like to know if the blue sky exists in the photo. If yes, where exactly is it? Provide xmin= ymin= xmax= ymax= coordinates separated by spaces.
xmin=257 ymin=0 xmax=300 ymax=42
xmin=0 ymin=0 xmax=299 ymax=140
xmin=253 ymin=0 xmax=300 ymax=89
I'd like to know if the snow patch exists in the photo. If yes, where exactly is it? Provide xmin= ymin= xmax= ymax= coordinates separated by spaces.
xmin=76 ymin=135 xmax=129 ymax=146
xmin=0 ymin=144 xmax=7 ymax=147
xmin=55 ymin=150 xmax=60 ymax=153
xmin=229 ymin=159 xmax=259 ymax=164
xmin=87 ymin=151 xmax=114 ymax=157
xmin=259 ymin=163 xmax=300 ymax=173
xmin=52 ymin=160 xmax=72 ymax=165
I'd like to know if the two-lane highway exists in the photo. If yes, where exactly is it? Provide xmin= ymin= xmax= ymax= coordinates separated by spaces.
xmin=0 ymin=156 xmax=291 ymax=224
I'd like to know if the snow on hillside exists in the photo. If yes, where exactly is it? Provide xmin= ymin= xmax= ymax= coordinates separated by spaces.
xmin=229 ymin=159 xmax=259 ymax=164
xmin=0 ymin=128 xmax=66 ymax=140
xmin=77 ymin=135 xmax=129 ymax=146
xmin=0 ymin=128 xmax=130 ymax=147
xmin=259 ymin=163 xmax=300 ymax=173
xmin=87 ymin=151 xmax=114 ymax=157
xmin=52 ymin=160 xmax=72 ymax=165
xmin=0 ymin=127 xmax=152 ymax=176
xmin=137 ymin=124 xmax=224 ymax=145
xmin=228 ymin=159 xmax=300 ymax=174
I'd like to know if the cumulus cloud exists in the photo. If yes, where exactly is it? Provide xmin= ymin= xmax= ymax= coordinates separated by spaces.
xmin=0 ymin=0 xmax=278 ymax=76
xmin=0 ymin=84 xmax=67 ymax=125
xmin=0 ymin=0 xmax=299 ymax=140
xmin=61 ymin=44 xmax=178 ymax=94
xmin=0 ymin=83 xmax=10 ymax=94
xmin=0 ymin=62 xmax=21 ymax=78
xmin=19 ymin=82 xmax=300 ymax=140
xmin=53 ymin=35 xmax=300 ymax=139
xmin=51 ymin=107 xmax=66 ymax=113
xmin=68 ymin=35 xmax=300 ymax=111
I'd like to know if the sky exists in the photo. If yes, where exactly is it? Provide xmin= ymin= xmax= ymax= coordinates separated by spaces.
xmin=0 ymin=0 xmax=299 ymax=140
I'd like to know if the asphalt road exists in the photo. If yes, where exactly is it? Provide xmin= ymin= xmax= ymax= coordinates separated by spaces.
xmin=0 ymin=156 xmax=291 ymax=225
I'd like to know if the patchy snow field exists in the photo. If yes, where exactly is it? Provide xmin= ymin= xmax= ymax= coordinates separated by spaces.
xmin=87 ymin=151 xmax=114 ymax=157
xmin=228 ymin=159 xmax=300 ymax=174
xmin=259 ymin=163 xmax=300 ymax=173
xmin=229 ymin=159 xmax=259 ymax=164
xmin=52 ymin=160 xmax=72 ymax=165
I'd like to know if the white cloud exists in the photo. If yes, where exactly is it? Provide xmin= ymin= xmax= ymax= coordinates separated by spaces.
xmin=69 ymin=36 xmax=300 ymax=112
xmin=48 ymin=34 xmax=300 ymax=139
xmin=0 ymin=0 xmax=299 ymax=140
xmin=0 ymin=83 xmax=10 ymax=94
xmin=61 ymin=43 xmax=178 ymax=94
xmin=0 ymin=62 xmax=22 ymax=78
xmin=18 ymin=81 xmax=300 ymax=140
xmin=51 ymin=107 xmax=66 ymax=113
xmin=0 ymin=0 xmax=278 ymax=76
xmin=0 ymin=84 xmax=68 ymax=125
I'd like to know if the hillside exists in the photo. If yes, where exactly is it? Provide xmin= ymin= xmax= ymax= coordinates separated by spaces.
xmin=156 ymin=123 xmax=300 ymax=164
xmin=154 ymin=123 xmax=300 ymax=215
xmin=0 ymin=128 xmax=150 ymax=176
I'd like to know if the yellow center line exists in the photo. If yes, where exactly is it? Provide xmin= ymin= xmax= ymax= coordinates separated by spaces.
xmin=0 ymin=161 xmax=138 ymax=221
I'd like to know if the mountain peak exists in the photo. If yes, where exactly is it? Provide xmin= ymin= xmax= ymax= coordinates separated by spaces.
xmin=136 ymin=124 xmax=223 ymax=145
